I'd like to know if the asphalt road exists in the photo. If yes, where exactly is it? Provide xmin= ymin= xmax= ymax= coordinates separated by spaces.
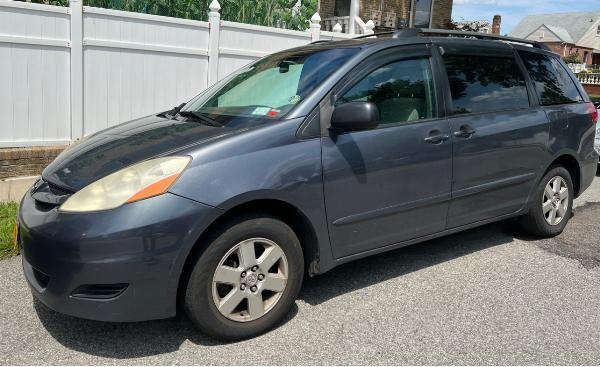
xmin=2 ymin=172 xmax=600 ymax=365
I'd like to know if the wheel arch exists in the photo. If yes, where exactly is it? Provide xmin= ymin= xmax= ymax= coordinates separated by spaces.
xmin=176 ymin=197 xmax=320 ymax=308
xmin=544 ymin=152 xmax=581 ymax=196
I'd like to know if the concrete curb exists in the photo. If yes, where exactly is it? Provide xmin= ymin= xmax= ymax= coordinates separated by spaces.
xmin=0 ymin=176 xmax=38 ymax=203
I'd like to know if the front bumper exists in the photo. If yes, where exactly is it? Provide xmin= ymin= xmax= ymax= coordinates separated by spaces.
xmin=19 ymin=190 xmax=218 ymax=322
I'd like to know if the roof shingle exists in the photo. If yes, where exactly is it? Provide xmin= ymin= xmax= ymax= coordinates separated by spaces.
xmin=509 ymin=12 xmax=600 ymax=44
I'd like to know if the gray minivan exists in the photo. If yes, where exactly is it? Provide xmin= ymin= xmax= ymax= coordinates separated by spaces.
xmin=18 ymin=29 xmax=598 ymax=340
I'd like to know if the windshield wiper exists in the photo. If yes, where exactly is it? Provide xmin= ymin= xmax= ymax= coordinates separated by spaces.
xmin=177 ymin=110 xmax=223 ymax=127
xmin=157 ymin=103 xmax=185 ymax=119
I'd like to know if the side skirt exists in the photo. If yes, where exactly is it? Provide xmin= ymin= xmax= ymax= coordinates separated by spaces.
xmin=316 ymin=208 xmax=528 ymax=274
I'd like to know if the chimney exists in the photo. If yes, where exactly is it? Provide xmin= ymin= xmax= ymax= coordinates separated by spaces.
xmin=492 ymin=14 xmax=501 ymax=35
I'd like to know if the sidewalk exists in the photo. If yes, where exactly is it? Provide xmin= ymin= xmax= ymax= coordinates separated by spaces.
xmin=0 ymin=176 xmax=37 ymax=203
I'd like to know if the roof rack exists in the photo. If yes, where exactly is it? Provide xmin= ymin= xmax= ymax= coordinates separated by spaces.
xmin=354 ymin=28 xmax=550 ymax=51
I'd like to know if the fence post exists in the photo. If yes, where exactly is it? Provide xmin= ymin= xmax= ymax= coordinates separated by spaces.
xmin=365 ymin=20 xmax=375 ymax=35
xmin=70 ymin=0 xmax=83 ymax=140
xmin=207 ymin=0 xmax=221 ymax=86
xmin=310 ymin=13 xmax=321 ymax=42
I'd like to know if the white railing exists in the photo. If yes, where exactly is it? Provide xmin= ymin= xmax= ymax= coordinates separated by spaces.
xmin=567 ymin=63 xmax=587 ymax=74
xmin=577 ymin=73 xmax=600 ymax=85
xmin=323 ymin=15 xmax=375 ymax=35
xmin=0 ymin=0 xmax=349 ymax=147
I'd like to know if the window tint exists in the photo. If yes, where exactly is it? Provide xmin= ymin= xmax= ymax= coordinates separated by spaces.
xmin=443 ymin=55 xmax=529 ymax=114
xmin=518 ymin=51 xmax=582 ymax=106
xmin=337 ymin=58 xmax=436 ymax=125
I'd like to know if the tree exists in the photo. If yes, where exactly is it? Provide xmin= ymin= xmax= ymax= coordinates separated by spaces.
xmin=444 ymin=18 xmax=491 ymax=33
xmin=562 ymin=54 xmax=581 ymax=64
xmin=14 ymin=0 xmax=317 ymax=30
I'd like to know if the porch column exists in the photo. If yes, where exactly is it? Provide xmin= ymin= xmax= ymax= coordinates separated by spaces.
xmin=349 ymin=0 xmax=359 ymax=34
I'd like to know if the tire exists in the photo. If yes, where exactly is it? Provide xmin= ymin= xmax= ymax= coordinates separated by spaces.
xmin=519 ymin=166 xmax=574 ymax=237
xmin=184 ymin=214 xmax=304 ymax=340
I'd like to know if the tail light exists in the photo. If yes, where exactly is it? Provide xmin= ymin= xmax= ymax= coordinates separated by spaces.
xmin=587 ymin=102 xmax=598 ymax=124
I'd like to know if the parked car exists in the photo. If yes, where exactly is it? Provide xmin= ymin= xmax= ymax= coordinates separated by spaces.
xmin=17 ymin=29 xmax=598 ymax=340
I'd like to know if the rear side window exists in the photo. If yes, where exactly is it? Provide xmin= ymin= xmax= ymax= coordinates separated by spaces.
xmin=337 ymin=57 xmax=437 ymax=125
xmin=443 ymin=55 xmax=530 ymax=114
xmin=518 ymin=51 xmax=582 ymax=106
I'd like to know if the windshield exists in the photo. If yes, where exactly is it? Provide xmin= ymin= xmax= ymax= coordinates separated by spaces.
xmin=182 ymin=47 xmax=358 ymax=128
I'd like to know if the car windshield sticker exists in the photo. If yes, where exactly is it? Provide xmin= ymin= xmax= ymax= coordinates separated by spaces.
xmin=267 ymin=110 xmax=280 ymax=118
xmin=251 ymin=107 xmax=271 ymax=115
xmin=289 ymin=95 xmax=301 ymax=104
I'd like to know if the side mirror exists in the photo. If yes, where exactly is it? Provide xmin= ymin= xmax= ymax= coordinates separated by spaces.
xmin=331 ymin=102 xmax=379 ymax=132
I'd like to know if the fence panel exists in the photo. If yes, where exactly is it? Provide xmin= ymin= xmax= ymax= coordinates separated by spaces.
xmin=82 ymin=7 xmax=210 ymax=134
xmin=0 ymin=0 xmax=360 ymax=147
xmin=0 ymin=0 xmax=71 ymax=147
xmin=321 ymin=30 xmax=355 ymax=41
xmin=218 ymin=21 xmax=311 ymax=79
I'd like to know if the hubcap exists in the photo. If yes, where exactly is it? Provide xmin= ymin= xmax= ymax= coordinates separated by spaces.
xmin=212 ymin=238 xmax=288 ymax=322
xmin=542 ymin=176 xmax=569 ymax=226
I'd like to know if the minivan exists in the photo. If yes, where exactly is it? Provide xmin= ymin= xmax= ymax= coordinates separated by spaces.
xmin=18 ymin=29 xmax=599 ymax=340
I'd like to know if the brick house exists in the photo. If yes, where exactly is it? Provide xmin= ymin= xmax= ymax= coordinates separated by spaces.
xmin=509 ymin=12 xmax=600 ymax=65
xmin=319 ymin=0 xmax=453 ymax=33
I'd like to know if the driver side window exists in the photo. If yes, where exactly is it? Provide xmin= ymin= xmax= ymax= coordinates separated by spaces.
xmin=337 ymin=57 xmax=437 ymax=125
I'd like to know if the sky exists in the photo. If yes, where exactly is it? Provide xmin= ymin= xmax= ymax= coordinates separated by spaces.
xmin=452 ymin=0 xmax=600 ymax=35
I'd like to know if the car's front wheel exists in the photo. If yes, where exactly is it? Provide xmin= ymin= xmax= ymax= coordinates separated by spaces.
xmin=184 ymin=215 xmax=304 ymax=340
xmin=519 ymin=166 xmax=574 ymax=237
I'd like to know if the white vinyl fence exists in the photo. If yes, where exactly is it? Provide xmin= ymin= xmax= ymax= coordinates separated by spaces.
xmin=0 ymin=0 xmax=358 ymax=147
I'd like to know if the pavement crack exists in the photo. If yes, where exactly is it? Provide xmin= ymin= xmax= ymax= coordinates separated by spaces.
xmin=535 ymin=202 xmax=600 ymax=270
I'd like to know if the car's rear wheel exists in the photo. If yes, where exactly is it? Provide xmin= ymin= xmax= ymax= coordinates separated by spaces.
xmin=184 ymin=215 xmax=303 ymax=340
xmin=519 ymin=166 xmax=573 ymax=237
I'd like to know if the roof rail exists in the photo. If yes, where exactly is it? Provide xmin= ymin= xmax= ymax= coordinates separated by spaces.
xmin=352 ymin=31 xmax=396 ymax=39
xmin=353 ymin=28 xmax=550 ymax=51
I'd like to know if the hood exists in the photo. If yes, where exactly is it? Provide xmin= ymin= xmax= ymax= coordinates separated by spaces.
xmin=43 ymin=115 xmax=235 ymax=191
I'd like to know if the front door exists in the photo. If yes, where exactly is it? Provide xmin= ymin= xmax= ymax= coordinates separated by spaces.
xmin=322 ymin=48 xmax=453 ymax=259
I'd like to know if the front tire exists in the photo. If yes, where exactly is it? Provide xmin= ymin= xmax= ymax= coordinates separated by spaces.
xmin=519 ymin=166 xmax=574 ymax=237
xmin=184 ymin=215 xmax=304 ymax=340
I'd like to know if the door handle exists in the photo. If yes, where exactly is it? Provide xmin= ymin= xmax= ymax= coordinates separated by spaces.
xmin=424 ymin=134 xmax=450 ymax=144
xmin=453 ymin=125 xmax=476 ymax=138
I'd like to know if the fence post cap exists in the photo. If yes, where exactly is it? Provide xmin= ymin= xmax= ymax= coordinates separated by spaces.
xmin=310 ymin=12 xmax=321 ymax=24
xmin=209 ymin=0 xmax=221 ymax=12
xmin=332 ymin=23 xmax=342 ymax=32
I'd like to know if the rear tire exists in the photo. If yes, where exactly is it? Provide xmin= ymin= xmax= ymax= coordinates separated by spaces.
xmin=519 ymin=166 xmax=573 ymax=237
xmin=184 ymin=214 xmax=304 ymax=341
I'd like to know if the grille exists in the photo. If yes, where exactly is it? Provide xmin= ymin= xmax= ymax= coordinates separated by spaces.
xmin=47 ymin=182 xmax=72 ymax=196
xmin=31 ymin=179 xmax=72 ymax=207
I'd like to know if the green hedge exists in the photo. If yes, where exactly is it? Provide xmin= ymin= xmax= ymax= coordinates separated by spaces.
xmin=13 ymin=0 xmax=318 ymax=30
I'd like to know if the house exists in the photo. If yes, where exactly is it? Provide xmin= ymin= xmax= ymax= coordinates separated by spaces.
xmin=318 ymin=0 xmax=453 ymax=33
xmin=454 ymin=15 xmax=502 ymax=35
xmin=509 ymin=12 xmax=600 ymax=65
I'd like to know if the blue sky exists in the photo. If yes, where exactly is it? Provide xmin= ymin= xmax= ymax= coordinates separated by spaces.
xmin=452 ymin=0 xmax=600 ymax=35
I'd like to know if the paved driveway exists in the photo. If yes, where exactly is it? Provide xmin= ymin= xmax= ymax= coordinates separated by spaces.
xmin=1 ymin=173 xmax=600 ymax=365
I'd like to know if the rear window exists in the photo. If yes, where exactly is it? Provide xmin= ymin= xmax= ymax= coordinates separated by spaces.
xmin=518 ymin=51 xmax=582 ymax=106
xmin=443 ymin=55 xmax=530 ymax=114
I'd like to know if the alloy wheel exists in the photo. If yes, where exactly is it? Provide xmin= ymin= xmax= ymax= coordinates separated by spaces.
xmin=212 ymin=238 xmax=288 ymax=322
xmin=542 ymin=176 xmax=569 ymax=226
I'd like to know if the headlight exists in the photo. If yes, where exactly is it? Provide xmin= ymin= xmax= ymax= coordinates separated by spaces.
xmin=60 ymin=156 xmax=191 ymax=212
